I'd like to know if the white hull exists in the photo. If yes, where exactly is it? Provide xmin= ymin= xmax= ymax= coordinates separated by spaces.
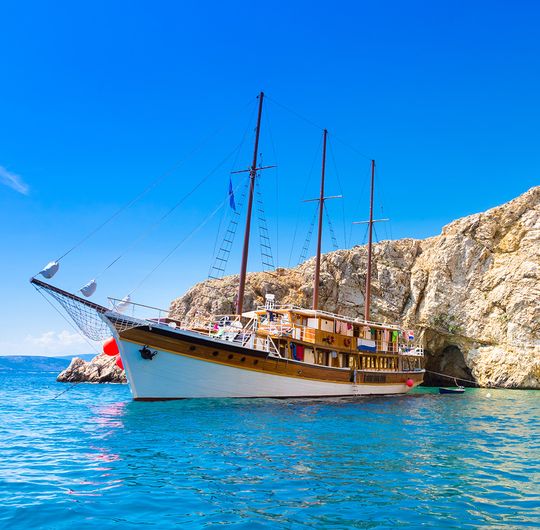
xmin=117 ymin=339 xmax=416 ymax=400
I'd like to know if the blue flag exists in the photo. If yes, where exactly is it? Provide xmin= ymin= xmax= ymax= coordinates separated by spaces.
xmin=228 ymin=177 xmax=236 ymax=211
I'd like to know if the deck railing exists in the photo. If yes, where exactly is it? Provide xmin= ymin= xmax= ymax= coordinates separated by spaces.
xmin=107 ymin=298 xmax=422 ymax=359
xmin=107 ymin=299 xmax=281 ymax=356
xmin=255 ymin=304 xmax=401 ymax=330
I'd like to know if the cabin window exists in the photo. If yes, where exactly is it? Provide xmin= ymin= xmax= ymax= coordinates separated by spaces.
xmin=353 ymin=325 xmax=360 ymax=338
xmin=330 ymin=351 xmax=340 ymax=368
xmin=303 ymin=348 xmax=315 ymax=364
xmin=315 ymin=350 xmax=329 ymax=366
xmin=320 ymin=319 xmax=334 ymax=333
xmin=307 ymin=318 xmax=319 ymax=329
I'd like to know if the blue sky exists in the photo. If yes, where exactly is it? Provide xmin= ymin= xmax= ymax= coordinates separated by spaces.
xmin=1 ymin=0 xmax=538 ymax=355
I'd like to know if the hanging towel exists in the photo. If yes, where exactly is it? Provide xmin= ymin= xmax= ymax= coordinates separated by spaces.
xmin=357 ymin=338 xmax=376 ymax=352
xmin=296 ymin=345 xmax=304 ymax=361
xmin=290 ymin=342 xmax=297 ymax=360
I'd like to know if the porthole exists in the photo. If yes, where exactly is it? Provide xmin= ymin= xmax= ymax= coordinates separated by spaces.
xmin=228 ymin=354 xmax=234 ymax=360
xmin=189 ymin=345 xmax=196 ymax=351
xmin=253 ymin=359 xmax=259 ymax=365
xmin=212 ymin=351 xmax=219 ymax=357
xmin=240 ymin=357 xmax=246 ymax=362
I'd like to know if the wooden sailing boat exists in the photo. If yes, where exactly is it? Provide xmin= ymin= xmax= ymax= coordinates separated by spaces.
xmin=31 ymin=92 xmax=425 ymax=399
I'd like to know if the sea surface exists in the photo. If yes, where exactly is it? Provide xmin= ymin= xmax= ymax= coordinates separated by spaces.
xmin=0 ymin=371 xmax=538 ymax=529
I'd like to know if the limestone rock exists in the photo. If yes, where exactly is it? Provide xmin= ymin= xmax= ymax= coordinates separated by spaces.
xmin=170 ymin=186 xmax=540 ymax=389
xmin=57 ymin=353 xmax=126 ymax=383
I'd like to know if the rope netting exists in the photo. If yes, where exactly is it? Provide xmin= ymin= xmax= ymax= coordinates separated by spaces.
xmin=34 ymin=282 xmax=111 ymax=341
xmin=32 ymin=280 xmax=147 ymax=342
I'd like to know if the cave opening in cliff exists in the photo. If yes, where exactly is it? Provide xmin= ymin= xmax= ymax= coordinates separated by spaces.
xmin=424 ymin=345 xmax=475 ymax=387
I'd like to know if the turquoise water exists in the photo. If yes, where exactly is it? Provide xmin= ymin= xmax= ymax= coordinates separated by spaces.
xmin=0 ymin=371 xmax=538 ymax=529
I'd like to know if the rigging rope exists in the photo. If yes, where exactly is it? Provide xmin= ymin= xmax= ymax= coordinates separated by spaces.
xmin=266 ymin=95 xmax=373 ymax=161
xmin=91 ymin=134 xmax=252 ymax=282
xmin=328 ymin=138 xmax=348 ymax=248
xmin=208 ymin=176 xmax=249 ymax=279
xmin=287 ymin=137 xmax=323 ymax=267
xmin=323 ymin=202 xmax=339 ymax=250
xmin=127 ymin=177 xmax=247 ymax=296
xmin=424 ymin=369 xmax=480 ymax=386
xmin=255 ymin=175 xmax=275 ymax=271
xmin=33 ymin=285 xmax=102 ymax=355
xmin=298 ymin=204 xmax=319 ymax=265
xmin=51 ymin=97 xmax=257 ymax=265
xmin=265 ymin=95 xmax=324 ymax=132
xmin=209 ymin=103 xmax=257 ymax=265
xmin=265 ymin=103 xmax=280 ymax=268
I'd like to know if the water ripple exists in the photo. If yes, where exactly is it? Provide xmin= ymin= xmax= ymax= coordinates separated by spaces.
xmin=0 ymin=374 xmax=538 ymax=528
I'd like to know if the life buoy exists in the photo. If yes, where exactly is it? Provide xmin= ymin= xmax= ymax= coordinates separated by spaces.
xmin=344 ymin=338 xmax=352 ymax=347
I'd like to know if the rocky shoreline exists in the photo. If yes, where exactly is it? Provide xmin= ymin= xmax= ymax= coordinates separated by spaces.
xmin=59 ymin=186 xmax=540 ymax=388
xmin=57 ymin=353 xmax=126 ymax=384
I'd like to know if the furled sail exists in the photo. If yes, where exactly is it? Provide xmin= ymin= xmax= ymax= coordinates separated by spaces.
xmin=80 ymin=279 xmax=97 ymax=297
xmin=115 ymin=295 xmax=132 ymax=313
xmin=39 ymin=261 xmax=59 ymax=279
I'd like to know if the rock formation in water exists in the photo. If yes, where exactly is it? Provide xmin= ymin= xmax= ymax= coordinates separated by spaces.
xmin=170 ymin=186 xmax=540 ymax=389
xmin=57 ymin=353 xmax=126 ymax=383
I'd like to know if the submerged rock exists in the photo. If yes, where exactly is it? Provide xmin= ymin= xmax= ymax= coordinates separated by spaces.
xmin=170 ymin=186 xmax=540 ymax=389
xmin=57 ymin=353 xmax=126 ymax=383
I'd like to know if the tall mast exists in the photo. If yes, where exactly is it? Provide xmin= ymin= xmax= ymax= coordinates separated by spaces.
xmin=313 ymin=129 xmax=328 ymax=310
xmin=236 ymin=92 xmax=264 ymax=315
xmin=364 ymin=159 xmax=375 ymax=321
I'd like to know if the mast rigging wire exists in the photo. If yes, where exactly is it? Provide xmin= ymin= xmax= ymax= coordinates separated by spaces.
xmin=265 ymin=103 xmax=281 ymax=268
xmin=298 ymin=204 xmax=319 ymax=265
xmin=328 ymin=138 xmax=348 ymax=248
xmin=323 ymin=202 xmax=339 ymax=250
xmin=90 ymin=138 xmax=253 ymax=282
xmin=266 ymin=94 xmax=373 ymax=161
xmin=51 ymin=97 xmax=257 ymax=264
xmin=33 ymin=285 xmax=102 ymax=355
xmin=208 ymin=176 xmax=249 ymax=279
xmin=287 ymin=137 xmax=323 ymax=267
xmin=127 ymin=177 xmax=247 ymax=296
xmin=209 ymin=103 xmax=257 ymax=265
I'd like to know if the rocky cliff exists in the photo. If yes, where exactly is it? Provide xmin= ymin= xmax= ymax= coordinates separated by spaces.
xmin=170 ymin=186 xmax=540 ymax=389
xmin=57 ymin=353 xmax=126 ymax=383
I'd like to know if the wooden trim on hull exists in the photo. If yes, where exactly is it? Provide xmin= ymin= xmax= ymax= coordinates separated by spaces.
xmin=113 ymin=320 xmax=424 ymax=387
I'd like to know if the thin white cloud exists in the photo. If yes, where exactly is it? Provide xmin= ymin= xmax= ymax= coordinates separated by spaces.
xmin=0 ymin=165 xmax=29 ymax=195
xmin=13 ymin=329 xmax=93 ymax=356
xmin=25 ymin=330 xmax=86 ymax=348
